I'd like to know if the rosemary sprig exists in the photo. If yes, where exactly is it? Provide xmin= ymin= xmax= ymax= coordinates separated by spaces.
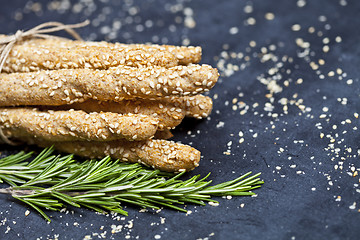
xmin=0 ymin=147 xmax=263 ymax=222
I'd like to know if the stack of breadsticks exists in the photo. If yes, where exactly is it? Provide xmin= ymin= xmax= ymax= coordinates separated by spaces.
xmin=0 ymin=38 xmax=219 ymax=172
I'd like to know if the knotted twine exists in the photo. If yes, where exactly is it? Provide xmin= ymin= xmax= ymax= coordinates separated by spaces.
xmin=0 ymin=20 xmax=90 ymax=145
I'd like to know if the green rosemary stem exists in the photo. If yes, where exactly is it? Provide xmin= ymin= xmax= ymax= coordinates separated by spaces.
xmin=0 ymin=147 xmax=264 ymax=222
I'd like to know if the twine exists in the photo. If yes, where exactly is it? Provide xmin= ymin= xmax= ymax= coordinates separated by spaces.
xmin=0 ymin=20 xmax=90 ymax=145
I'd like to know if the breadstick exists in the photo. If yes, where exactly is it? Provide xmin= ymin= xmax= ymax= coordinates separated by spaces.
xmin=0 ymin=64 xmax=219 ymax=106
xmin=50 ymin=94 xmax=212 ymax=129
xmin=0 ymin=108 xmax=158 ymax=142
xmin=119 ymin=43 xmax=202 ymax=65
xmin=2 ymin=38 xmax=201 ymax=72
xmin=60 ymin=40 xmax=203 ymax=65
xmin=2 ymin=38 xmax=179 ymax=73
xmin=51 ymin=99 xmax=185 ymax=130
xmin=157 ymin=95 xmax=213 ymax=119
xmin=182 ymin=95 xmax=213 ymax=119
xmin=25 ymin=138 xmax=200 ymax=172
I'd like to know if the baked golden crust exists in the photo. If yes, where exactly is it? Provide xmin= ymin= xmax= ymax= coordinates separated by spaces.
xmin=123 ymin=43 xmax=202 ymax=65
xmin=57 ymin=98 xmax=185 ymax=130
xmin=2 ymin=38 xmax=179 ymax=72
xmin=0 ymin=64 xmax=219 ymax=106
xmin=0 ymin=108 xmax=158 ymax=142
xmin=183 ymin=95 xmax=213 ymax=119
xmin=1 ymin=38 xmax=201 ymax=73
xmin=65 ymin=99 xmax=185 ymax=129
xmin=28 ymin=138 xmax=200 ymax=172
xmin=48 ymin=94 xmax=212 ymax=129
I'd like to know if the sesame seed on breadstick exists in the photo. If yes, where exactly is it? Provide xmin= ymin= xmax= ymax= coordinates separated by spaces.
xmin=0 ymin=64 xmax=219 ymax=106
xmin=26 ymin=138 xmax=201 ymax=172
xmin=50 ymin=94 xmax=212 ymax=130
xmin=0 ymin=108 xmax=159 ymax=142
xmin=2 ymin=38 xmax=179 ymax=73
xmin=1 ymin=38 xmax=201 ymax=72
xmin=52 ymin=98 xmax=186 ymax=130
xmin=119 ymin=43 xmax=202 ymax=65
xmin=182 ymin=95 xmax=213 ymax=119
xmin=52 ymin=39 xmax=203 ymax=65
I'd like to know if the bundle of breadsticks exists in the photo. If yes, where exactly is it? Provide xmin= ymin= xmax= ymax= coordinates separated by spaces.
xmin=0 ymin=38 xmax=219 ymax=172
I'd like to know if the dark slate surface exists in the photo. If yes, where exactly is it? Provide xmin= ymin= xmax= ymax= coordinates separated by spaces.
xmin=0 ymin=0 xmax=360 ymax=239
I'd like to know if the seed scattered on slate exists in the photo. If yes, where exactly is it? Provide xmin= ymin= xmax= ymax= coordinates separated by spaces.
xmin=1 ymin=0 xmax=359 ymax=239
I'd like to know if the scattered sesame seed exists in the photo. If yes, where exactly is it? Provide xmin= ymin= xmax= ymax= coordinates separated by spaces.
xmin=265 ymin=12 xmax=275 ymax=20
xmin=291 ymin=24 xmax=301 ymax=31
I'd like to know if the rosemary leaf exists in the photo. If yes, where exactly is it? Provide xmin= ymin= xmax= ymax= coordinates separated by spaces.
xmin=0 ymin=147 xmax=264 ymax=222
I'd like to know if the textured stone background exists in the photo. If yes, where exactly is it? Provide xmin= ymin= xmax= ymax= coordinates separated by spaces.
xmin=0 ymin=0 xmax=359 ymax=239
